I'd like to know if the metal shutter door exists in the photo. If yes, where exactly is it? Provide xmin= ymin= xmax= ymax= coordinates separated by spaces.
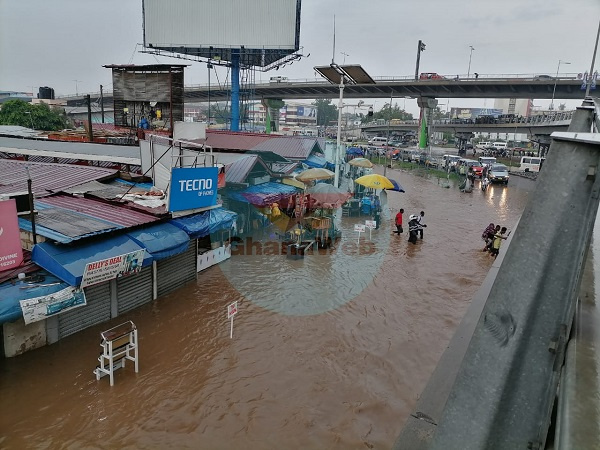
xmin=157 ymin=241 xmax=196 ymax=297
xmin=58 ymin=282 xmax=111 ymax=339
xmin=117 ymin=266 xmax=153 ymax=314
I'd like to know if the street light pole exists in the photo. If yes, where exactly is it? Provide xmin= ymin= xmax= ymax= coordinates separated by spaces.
xmin=584 ymin=17 xmax=600 ymax=98
xmin=467 ymin=46 xmax=475 ymax=78
xmin=334 ymin=75 xmax=345 ymax=188
xmin=551 ymin=60 xmax=570 ymax=110
xmin=415 ymin=40 xmax=426 ymax=80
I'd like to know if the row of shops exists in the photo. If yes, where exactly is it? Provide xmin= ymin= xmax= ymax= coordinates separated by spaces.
xmin=0 ymin=129 xmax=352 ymax=358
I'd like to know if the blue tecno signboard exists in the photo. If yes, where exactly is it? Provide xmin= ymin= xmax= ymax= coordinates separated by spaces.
xmin=169 ymin=167 xmax=218 ymax=212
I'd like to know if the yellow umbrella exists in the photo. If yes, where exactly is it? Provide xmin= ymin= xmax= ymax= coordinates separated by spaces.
xmin=348 ymin=157 xmax=374 ymax=168
xmin=354 ymin=173 xmax=395 ymax=189
xmin=296 ymin=168 xmax=335 ymax=182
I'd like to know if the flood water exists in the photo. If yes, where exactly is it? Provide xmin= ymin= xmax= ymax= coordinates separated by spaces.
xmin=0 ymin=167 xmax=535 ymax=449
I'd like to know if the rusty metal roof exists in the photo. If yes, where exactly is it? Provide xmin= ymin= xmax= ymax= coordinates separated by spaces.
xmin=0 ymin=160 xmax=117 ymax=197
xmin=204 ymin=130 xmax=272 ymax=151
xmin=38 ymin=194 xmax=160 ymax=228
xmin=252 ymin=137 xmax=322 ymax=160
xmin=225 ymin=155 xmax=271 ymax=184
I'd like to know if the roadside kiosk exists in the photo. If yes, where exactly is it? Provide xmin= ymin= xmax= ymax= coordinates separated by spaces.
xmin=94 ymin=321 xmax=139 ymax=386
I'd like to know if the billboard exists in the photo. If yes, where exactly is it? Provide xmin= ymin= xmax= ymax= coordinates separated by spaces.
xmin=296 ymin=106 xmax=316 ymax=118
xmin=81 ymin=250 xmax=146 ymax=288
xmin=142 ymin=0 xmax=301 ymax=67
xmin=0 ymin=199 xmax=24 ymax=272
xmin=450 ymin=108 xmax=504 ymax=119
xmin=169 ymin=167 xmax=219 ymax=212
xmin=20 ymin=286 xmax=86 ymax=325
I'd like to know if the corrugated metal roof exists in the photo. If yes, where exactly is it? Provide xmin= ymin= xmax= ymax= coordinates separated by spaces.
xmin=252 ymin=137 xmax=321 ymax=160
xmin=272 ymin=162 xmax=299 ymax=174
xmin=0 ymin=159 xmax=117 ymax=197
xmin=38 ymin=194 xmax=160 ymax=228
xmin=225 ymin=155 xmax=271 ymax=184
xmin=204 ymin=130 xmax=271 ymax=151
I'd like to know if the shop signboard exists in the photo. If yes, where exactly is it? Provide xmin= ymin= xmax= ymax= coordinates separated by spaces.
xmin=81 ymin=249 xmax=145 ymax=288
xmin=0 ymin=199 xmax=24 ymax=272
xmin=169 ymin=167 xmax=218 ymax=212
xmin=20 ymin=286 xmax=86 ymax=325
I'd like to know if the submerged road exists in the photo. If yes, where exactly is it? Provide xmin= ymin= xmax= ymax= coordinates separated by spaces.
xmin=0 ymin=166 xmax=536 ymax=448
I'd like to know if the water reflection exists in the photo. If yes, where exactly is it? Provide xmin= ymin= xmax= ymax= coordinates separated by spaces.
xmin=0 ymin=168 xmax=535 ymax=449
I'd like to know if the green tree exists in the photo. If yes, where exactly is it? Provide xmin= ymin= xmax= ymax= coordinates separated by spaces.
xmin=362 ymin=102 xmax=413 ymax=123
xmin=0 ymin=99 xmax=67 ymax=131
xmin=312 ymin=98 xmax=337 ymax=126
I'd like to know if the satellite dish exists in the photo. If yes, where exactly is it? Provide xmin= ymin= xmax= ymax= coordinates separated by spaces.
xmin=150 ymin=101 xmax=157 ymax=107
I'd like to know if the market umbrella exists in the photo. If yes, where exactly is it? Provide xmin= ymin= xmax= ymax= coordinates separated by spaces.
xmin=348 ymin=158 xmax=374 ymax=168
xmin=387 ymin=179 xmax=406 ymax=193
xmin=296 ymin=168 xmax=335 ymax=183
xmin=354 ymin=173 xmax=395 ymax=190
xmin=307 ymin=183 xmax=352 ymax=208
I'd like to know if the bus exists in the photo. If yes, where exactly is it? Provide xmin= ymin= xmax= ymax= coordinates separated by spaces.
xmin=519 ymin=156 xmax=545 ymax=172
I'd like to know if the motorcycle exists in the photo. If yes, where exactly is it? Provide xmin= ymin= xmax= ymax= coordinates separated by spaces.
xmin=481 ymin=177 xmax=490 ymax=192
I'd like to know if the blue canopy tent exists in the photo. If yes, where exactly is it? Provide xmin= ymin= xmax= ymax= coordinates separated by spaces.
xmin=0 ymin=272 xmax=70 ymax=325
xmin=170 ymin=208 xmax=238 ymax=239
xmin=32 ymin=234 xmax=153 ymax=286
xmin=227 ymin=182 xmax=299 ymax=207
xmin=387 ymin=179 xmax=406 ymax=193
xmin=126 ymin=223 xmax=190 ymax=260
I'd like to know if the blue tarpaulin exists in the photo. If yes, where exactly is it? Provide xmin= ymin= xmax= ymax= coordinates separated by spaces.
xmin=126 ymin=223 xmax=190 ymax=261
xmin=32 ymin=234 xmax=153 ymax=286
xmin=170 ymin=207 xmax=238 ymax=239
xmin=346 ymin=147 xmax=364 ymax=156
xmin=325 ymin=162 xmax=335 ymax=172
xmin=303 ymin=154 xmax=327 ymax=168
xmin=0 ymin=272 xmax=69 ymax=325
xmin=227 ymin=182 xmax=299 ymax=207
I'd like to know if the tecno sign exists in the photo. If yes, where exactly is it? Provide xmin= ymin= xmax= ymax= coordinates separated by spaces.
xmin=169 ymin=167 xmax=219 ymax=212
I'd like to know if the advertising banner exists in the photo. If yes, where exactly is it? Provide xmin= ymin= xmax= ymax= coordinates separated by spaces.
xmin=169 ymin=167 xmax=218 ymax=212
xmin=20 ymin=286 xmax=86 ymax=325
xmin=296 ymin=106 xmax=316 ymax=118
xmin=81 ymin=249 xmax=145 ymax=288
xmin=0 ymin=199 xmax=24 ymax=272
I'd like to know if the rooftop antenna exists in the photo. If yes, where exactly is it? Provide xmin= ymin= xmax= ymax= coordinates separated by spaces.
xmin=332 ymin=15 xmax=336 ymax=64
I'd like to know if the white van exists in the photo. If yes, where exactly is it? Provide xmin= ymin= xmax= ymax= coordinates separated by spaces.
xmin=519 ymin=156 xmax=545 ymax=172
xmin=368 ymin=137 xmax=388 ymax=146
xmin=476 ymin=141 xmax=492 ymax=150
xmin=492 ymin=142 xmax=508 ymax=151
xmin=478 ymin=156 xmax=496 ymax=166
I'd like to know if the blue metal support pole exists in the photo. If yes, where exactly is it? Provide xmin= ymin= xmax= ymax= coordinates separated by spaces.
xmin=230 ymin=51 xmax=240 ymax=132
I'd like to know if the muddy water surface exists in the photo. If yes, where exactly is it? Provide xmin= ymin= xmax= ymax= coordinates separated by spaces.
xmin=0 ymin=167 xmax=535 ymax=449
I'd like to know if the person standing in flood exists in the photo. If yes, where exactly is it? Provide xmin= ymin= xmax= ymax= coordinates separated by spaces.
xmin=408 ymin=214 xmax=422 ymax=244
xmin=395 ymin=208 xmax=404 ymax=234
xmin=417 ymin=211 xmax=427 ymax=239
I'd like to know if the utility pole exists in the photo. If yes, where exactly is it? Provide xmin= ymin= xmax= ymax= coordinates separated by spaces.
xmin=100 ymin=85 xmax=105 ymax=123
xmin=86 ymin=94 xmax=94 ymax=142
xmin=584 ymin=17 xmax=600 ymax=98
xmin=415 ymin=40 xmax=426 ymax=80
xmin=25 ymin=167 xmax=37 ymax=245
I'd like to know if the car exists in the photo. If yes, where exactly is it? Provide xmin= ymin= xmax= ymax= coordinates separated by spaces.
xmin=419 ymin=72 xmax=445 ymax=80
xmin=488 ymin=164 xmax=510 ymax=184
xmin=464 ymin=160 xmax=484 ymax=177
xmin=534 ymin=74 xmax=554 ymax=80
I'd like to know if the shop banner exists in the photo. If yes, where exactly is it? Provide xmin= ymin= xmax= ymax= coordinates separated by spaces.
xmin=81 ymin=249 xmax=145 ymax=288
xmin=20 ymin=286 xmax=86 ymax=325
xmin=169 ymin=167 xmax=218 ymax=212
xmin=0 ymin=199 xmax=24 ymax=272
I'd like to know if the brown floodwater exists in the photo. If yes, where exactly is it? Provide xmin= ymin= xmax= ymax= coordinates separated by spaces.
xmin=0 ymin=167 xmax=535 ymax=449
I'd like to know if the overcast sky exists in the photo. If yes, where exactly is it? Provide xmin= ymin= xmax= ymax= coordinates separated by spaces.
xmin=1 ymin=0 xmax=599 ymax=115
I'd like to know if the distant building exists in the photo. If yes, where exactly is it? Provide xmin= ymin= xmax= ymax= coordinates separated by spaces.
xmin=493 ymin=98 xmax=532 ymax=117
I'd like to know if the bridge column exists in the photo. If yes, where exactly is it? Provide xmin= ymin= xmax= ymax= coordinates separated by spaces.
xmin=417 ymin=97 xmax=438 ymax=150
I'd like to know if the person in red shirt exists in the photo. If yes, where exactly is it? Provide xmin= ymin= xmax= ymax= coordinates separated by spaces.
xmin=395 ymin=208 xmax=404 ymax=234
